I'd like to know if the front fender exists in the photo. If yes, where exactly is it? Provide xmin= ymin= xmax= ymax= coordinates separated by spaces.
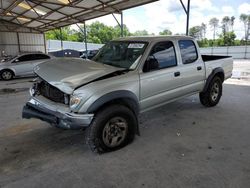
xmin=86 ymin=90 xmax=139 ymax=114
xmin=0 ymin=65 xmax=16 ymax=75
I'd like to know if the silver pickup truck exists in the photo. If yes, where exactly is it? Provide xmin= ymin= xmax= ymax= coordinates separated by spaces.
xmin=22 ymin=36 xmax=233 ymax=153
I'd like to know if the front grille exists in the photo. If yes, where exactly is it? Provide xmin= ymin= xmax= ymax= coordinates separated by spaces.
xmin=37 ymin=80 xmax=69 ymax=105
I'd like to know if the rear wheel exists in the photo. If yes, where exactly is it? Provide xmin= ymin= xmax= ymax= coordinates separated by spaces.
xmin=199 ymin=76 xmax=222 ymax=107
xmin=1 ymin=70 xmax=14 ymax=80
xmin=86 ymin=104 xmax=137 ymax=153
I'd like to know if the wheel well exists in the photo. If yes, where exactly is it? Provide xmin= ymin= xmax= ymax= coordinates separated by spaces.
xmin=91 ymin=98 xmax=139 ymax=116
xmin=202 ymin=69 xmax=225 ymax=92
xmin=0 ymin=69 xmax=15 ymax=76
xmin=91 ymin=98 xmax=140 ymax=136
xmin=214 ymin=72 xmax=225 ymax=82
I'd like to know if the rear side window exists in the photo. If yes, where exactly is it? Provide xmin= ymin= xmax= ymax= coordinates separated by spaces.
xmin=145 ymin=41 xmax=177 ymax=71
xmin=33 ymin=54 xmax=50 ymax=60
xmin=178 ymin=40 xmax=198 ymax=64
xmin=16 ymin=54 xmax=49 ymax=62
xmin=17 ymin=54 xmax=35 ymax=62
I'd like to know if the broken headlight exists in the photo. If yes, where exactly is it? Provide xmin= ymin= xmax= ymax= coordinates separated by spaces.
xmin=70 ymin=95 xmax=82 ymax=109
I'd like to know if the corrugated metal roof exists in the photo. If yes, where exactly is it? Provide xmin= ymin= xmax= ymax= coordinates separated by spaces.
xmin=0 ymin=0 xmax=159 ymax=33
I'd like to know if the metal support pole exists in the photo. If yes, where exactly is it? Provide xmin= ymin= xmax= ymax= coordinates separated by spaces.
xmin=121 ymin=11 xmax=124 ymax=37
xmin=59 ymin=27 xmax=63 ymax=56
xmin=76 ymin=23 xmax=88 ymax=58
xmin=112 ymin=12 xmax=124 ymax=37
xmin=186 ymin=0 xmax=190 ymax=36
xmin=84 ymin=22 xmax=88 ymax=59
xmin=244 ymin=45 xmax=247 ymax=59
xmin=16 ymin=32 xmax=21 ymax=53
xmin=43 ymin=33 xmax=47 ymax=54
xmin=179 ymin=0 xmax=187 ymax=13
xmin=179 ymin=0 xmax=191 ymax=36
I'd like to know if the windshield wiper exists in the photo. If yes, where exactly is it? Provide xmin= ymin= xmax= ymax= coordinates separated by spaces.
xmin=103 ymin=61 xmax=122 ymax=68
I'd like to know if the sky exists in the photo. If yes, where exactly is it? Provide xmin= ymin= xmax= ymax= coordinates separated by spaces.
xmin=84 ymin=0 xmax=250 ymax=39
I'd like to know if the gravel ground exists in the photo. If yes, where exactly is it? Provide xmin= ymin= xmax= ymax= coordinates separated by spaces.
xmin=0 ymin=60 xmax=250 ymax=188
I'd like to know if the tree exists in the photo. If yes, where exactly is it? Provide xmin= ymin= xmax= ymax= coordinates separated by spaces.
xmin=219 ymin=16 xmax=237 ymax=46
xmin=209 ymin=18 xmax=219 ymax=43
xmin=86 ymin=21 xmax=116 ymax=44
xmin=132 ymin=30 xmax=149 ymax=36
xmin=201 ymin=23 xmax=207 ymax=39
xmin=240 ymin=14 xmax=250 ymax=42
xmin=159 ymin=29 xmax=172 ymax=35
xmin=45 ymin=26 xmax=72 ymax=41
xmin=221 ymin=16 xmax=236 ymax=46
xmin=45 ymin=22 xmax=134 ymax=44
xmin=77 ymin=22 xmax=131 ymax=43
xmin=189 ymin=26 xmax=202 ymax=40
xmin=230 ymin=16 xmax=235 ymax=31
xmin=218 ymin=31 xmax=236 ymax=46
xmin=113 ymin=24 xmax=131 ymax=38
xmin=222 ymin=16 xmax=230 ymax=34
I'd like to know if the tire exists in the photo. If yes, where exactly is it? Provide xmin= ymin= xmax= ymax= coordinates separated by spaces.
xmin=1 ymin=70 xmax=14 ymax=80
xmin=86 ymin=104 xmax=137 ymax=153
xmin=199 ymin=76 xmax=222 ymax=107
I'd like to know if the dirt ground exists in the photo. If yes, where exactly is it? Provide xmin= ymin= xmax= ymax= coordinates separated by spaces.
xmin=0 ymin=60 xmax=250 ymax=188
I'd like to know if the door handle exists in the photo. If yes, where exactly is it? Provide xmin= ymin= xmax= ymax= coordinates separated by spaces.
xmin=174 ymin=72 xmax=180 ymax=77
xmin=197 ymin=66 xmax=202 ymax=71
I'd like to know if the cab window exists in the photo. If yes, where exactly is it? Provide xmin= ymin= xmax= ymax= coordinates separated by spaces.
xmin=143 ymin=41 xmax=177 ymax=72
xmin=178 ymin=40 xmax=198 ymax=64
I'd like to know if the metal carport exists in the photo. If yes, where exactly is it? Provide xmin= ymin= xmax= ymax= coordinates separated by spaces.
xmin=0 ymin=0 xmax=191 ymax=56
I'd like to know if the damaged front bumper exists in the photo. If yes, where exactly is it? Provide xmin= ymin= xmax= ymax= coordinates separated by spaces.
xmin=22 ymin=98 xmax=94 ymax=129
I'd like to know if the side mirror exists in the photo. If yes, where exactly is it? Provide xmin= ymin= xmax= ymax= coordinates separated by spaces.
xmin=143 ymin=56 xmax=159 ymax=72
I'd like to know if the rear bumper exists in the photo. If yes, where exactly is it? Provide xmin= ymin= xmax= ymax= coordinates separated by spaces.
xmin=22 ymin=98 xmax=94 ymax=129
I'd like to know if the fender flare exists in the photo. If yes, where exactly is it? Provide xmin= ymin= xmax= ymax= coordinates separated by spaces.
xmin=86 ymin=90 xmax=140 ymax=135
xmin=87 ymin=90 xmax=139 ymax=114
xmin=203 ymin=67 xmax=224 ymax=92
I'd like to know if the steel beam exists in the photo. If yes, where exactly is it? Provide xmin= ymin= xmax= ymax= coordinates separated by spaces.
xmin=186 ymin=0 xmax=190 ymax=36
xmin=179 ymin=0 xmax=191 ymax=36
xmin=43 ymin=33 xmax=47 ymax=54
xmin=16 ymin=32 xmax=21 ymax=53
xmin=59 ymin=27 xmax=63 ymax=53
xmin=84 ymin=22 xmax=88 ymax=58
xmin=112 ymin=12 xmax=124 ymax=37
xmin=121 ymin=11 xmax=124 ymax=37
xmin=76 ymin=23 xmax=88 ymax=58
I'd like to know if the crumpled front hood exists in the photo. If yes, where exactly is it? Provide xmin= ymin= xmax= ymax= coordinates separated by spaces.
xmin=34 ymin=58 xmax=121 ymax=94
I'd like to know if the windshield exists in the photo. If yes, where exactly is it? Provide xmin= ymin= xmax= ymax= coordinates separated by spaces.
xmin=93 ymin=41 xmax=148 ymax=69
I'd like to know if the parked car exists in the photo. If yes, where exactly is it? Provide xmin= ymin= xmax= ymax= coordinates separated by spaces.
xmin=0 ymin=53 xmax=52 ymax=80
xmin=22 ymin=36 xmax=233 ymax=153
xmin=80 ymin=50 xmax=99 ymax=60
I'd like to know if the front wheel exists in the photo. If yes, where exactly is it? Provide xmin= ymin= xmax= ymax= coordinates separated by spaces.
xmin=1 ymin=70 xmax=14 ymax=80
xmin=199 ymin=76 xmax=222 ymax=107
xmin=86 ymin=104 xmax=137 ymax=153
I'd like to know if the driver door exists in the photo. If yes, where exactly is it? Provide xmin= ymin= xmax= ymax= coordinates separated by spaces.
xmin=140 ymin=41 xmax=182 ymax=111
xmin=12 ymin=54 xmax=35 ymax=76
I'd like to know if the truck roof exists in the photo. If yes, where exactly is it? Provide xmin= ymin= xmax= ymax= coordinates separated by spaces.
xmin=115 ymin=35 xmax=195 ymax=42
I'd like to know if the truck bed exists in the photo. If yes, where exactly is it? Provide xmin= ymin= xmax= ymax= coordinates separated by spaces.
xmin=201 ymin=55 xmax=231 ymax=62
xmin=202 ymin=55 xmax=233 ymax=81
